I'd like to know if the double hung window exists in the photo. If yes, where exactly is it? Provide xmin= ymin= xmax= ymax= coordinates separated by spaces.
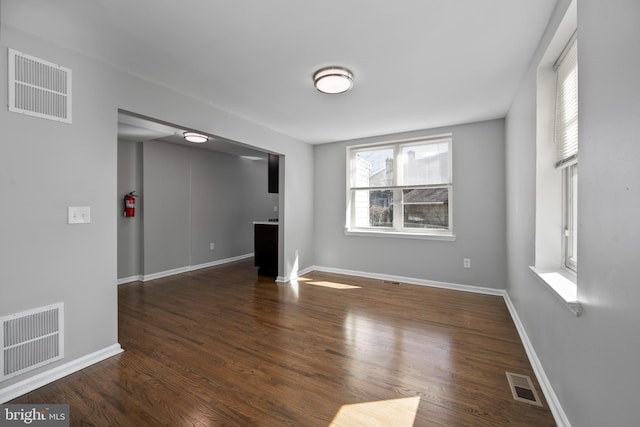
xmin=531 ymin=2 xmax=580 ymax=314
xmin=346 ymin=135 xmax=452 ymax=237
xmin=555 ymin=34 xmax=578 ymax=272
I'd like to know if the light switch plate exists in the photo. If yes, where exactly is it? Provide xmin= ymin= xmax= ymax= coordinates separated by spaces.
xmin=68 ymin=206 xmax=91 ymax=224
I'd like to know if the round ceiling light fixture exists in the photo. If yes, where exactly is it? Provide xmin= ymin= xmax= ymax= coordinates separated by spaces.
xmin=313 ymin=66 xmax=354 ymax=94
xmin=183 ymin=132 xmax=209 ymax=143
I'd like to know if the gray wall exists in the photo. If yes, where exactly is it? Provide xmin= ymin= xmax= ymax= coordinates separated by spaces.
xmin=0 ymin=11 xmax=314 ymax=391
xmin=142 ymin=141 xmax=191 ymax=274
xmin=505 ymin=0 xmax=640 ymax=425
xmin=140 ymin=140 xmax=277 ymax=276
xmin=314 ymin=119 xmax=506 ymax=289
xmin=117 ymin=140 xmax=143 ymax=279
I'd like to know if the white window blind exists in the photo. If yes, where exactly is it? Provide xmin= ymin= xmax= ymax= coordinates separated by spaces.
xmin=554 ymin=35 xmax=578 ymax=167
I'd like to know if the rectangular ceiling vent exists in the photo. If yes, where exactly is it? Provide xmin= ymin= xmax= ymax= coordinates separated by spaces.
xmin=1 ymin=303 xmax=64 ymax=380
xmin=8 ymin=48 xmax=72 ymax=123
xmin=505 ymin=372 xmax=543 ymax=407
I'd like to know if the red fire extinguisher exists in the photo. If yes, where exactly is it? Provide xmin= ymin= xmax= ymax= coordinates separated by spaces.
xmin=123 ymin=191 xmax=137 ymax=217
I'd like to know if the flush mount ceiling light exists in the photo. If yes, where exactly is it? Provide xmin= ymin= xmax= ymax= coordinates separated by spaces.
xmin=183 ymin=132 xmax=209 ymax=143
xmin=313 ymin=66 xmax=354 ymax=94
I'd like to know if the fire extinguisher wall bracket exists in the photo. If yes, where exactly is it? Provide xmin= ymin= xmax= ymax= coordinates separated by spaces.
xmin=124 ymin=191 xmax=137 ymax=217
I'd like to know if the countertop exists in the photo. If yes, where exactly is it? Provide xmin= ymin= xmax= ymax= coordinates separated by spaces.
xmin=253 ymin=221 xmax=279 ymax=225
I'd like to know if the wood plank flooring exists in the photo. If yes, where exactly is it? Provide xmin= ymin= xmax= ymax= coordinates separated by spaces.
xmin=10 ymin=259 xmax=556 ymax=426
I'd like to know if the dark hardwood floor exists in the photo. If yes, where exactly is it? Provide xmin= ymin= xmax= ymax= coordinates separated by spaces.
xmin=11 ymin=259 xmax=556 ymax=426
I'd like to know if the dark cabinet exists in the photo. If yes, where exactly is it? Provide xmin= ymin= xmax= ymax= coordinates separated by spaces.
xmin=268 ymin=154 xmax=279 ymax=194
xmin=254 ymin=223 xmax=278 ymax=276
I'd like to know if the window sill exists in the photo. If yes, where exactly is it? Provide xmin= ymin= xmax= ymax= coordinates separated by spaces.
xmin=344 ymin=228 xmax=456 ymax=241
xmin=529 ymin=266 xmax=583 ymax=317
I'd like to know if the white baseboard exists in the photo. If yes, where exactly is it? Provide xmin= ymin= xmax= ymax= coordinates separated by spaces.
xmin=0 ymin=343 xmax=123 ymax=403
xmin=503 ymin=293 xmax=571 ymax=427
xmin=276 ymin=265 xmax=315 ymax=283
xmin=296 ymin=265 xmax=315 ymax=278
xmin=143 ymin=266 xmax=190 ymax=282
xmin=310 ymin=265 xmax=506 ymax=296
xmin=118 ymin=253 xmax=255 ymax=284
xmin=117 ymin=275 xmax=143 ymax=285
xmin=189 ymin=253 xmax=254 ymax=273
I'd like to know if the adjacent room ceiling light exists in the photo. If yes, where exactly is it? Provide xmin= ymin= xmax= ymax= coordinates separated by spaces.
xmin=183 ymin=132 xmax=209 ymax=143
xmin=313 ymin=66 xmax=353 ymax=94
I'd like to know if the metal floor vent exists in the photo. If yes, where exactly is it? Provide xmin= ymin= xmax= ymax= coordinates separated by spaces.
xmin=8 ymin=48 xmax=72 ymax=123
xmin=1 ymin=303 xmax=64 ymax=380
xmin=506 ymin=372 xmax=542 ymax=406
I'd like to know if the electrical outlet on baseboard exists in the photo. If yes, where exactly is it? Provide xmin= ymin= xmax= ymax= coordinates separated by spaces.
xmin=463 ymin=258 xmax=471 ymax=268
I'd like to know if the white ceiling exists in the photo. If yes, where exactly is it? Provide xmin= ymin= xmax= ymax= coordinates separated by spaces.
xmin=3 ymin=0 xmax=558 ymax=145
xmin=117 ymin=112 xmax=270 ymax=158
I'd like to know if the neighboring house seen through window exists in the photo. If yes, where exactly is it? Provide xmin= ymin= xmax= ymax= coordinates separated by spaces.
xmin=346 ymin=135 xmax=453 ymax=238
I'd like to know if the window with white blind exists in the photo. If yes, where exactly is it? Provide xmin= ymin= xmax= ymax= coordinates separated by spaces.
xmin=531 ymin=0 xmax=581 ymax=316
xmin=554 ymin=34 xmax=578 ymax=168
xmin=346 ymin=135 xmax=453 ymax=239
xmin=555 ymin=34 xmax=578 ymax=272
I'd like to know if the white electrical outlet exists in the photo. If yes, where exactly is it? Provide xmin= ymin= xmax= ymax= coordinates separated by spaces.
xmin=210 ymin=243 xmax=215 ymax=250
xmin=463 ymin=258 xmax=471 ymax=268
xmin=68 ymin=206 xmax=91 ymax=224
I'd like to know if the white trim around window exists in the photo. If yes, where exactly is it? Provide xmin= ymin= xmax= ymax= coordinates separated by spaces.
xmin=345 ymin=134 xmax=455 ymax=239
xmin=532 ymin=0 xmax=581 ymax=316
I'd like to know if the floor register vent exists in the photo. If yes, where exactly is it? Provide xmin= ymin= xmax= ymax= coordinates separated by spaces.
xmin=1 ymin=303 xmax=64 ymax=380
xmin=505 ymin=372 xmax=542 ymax=407
xmin=8 ymin=48 xmax=72 ymax=123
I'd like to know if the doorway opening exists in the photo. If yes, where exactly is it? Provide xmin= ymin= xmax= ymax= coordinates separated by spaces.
xmin=116 ymin=110 xmax=283 ymax=285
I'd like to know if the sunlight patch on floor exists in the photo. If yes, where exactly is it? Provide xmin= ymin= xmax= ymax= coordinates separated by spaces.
xmin=295 ymin=276 xmax=361 ymax=290
xmin=303 ymin=280 xmax=361 ymax=290
xmin=329 ymin=396 xmax=420 ymax=427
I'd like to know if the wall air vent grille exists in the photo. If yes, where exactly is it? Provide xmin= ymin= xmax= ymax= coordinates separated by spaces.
xmin=1 ymin=303 xmax=64 ymax=380
xmin=8 ymin=48 xmax=72 ymax=123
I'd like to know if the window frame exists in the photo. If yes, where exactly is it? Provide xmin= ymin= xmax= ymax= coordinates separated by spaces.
xmin=531 ymin=0 xmax=581 ymax=316
xmin=345 ymin=134 xmax=454 ymax=239
xmin=562 ymin=162 xmax=578 ymax=272
xmin=555 ymin=34 xmax=578 ymax=274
